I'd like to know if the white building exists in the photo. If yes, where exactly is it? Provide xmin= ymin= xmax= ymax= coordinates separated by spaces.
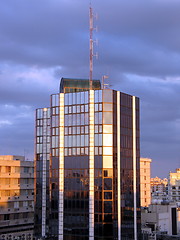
xmin=168 ymin=168 xmax=180 ymax=204
xmin=141 ymin=203 xmax=179 ymax=236
xmin=151 ymin=177 xmax=168 ymax=204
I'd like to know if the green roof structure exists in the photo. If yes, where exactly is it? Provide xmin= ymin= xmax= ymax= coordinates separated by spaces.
xmin=60 ymin=78 xmax=101 ymax=93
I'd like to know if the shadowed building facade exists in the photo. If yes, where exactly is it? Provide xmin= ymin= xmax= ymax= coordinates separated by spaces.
xmin=34 ymin=78 xmax=141 ymax=240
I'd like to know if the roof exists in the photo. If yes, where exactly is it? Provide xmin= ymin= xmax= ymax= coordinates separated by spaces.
xmin=60 ymin=77 xmax=101 ymax=93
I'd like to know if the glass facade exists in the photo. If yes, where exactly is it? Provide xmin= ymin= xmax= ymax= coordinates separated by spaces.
xmin=35 ymin=107 xmax=50 ymax=237
xmin=35 ymin=80 xmax=140 ymax=240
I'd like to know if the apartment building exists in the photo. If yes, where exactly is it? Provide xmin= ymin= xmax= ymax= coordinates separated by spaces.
xmin=140 ymin=158 xmax=152 ymax=207
xmin=0 ymin=155 xmax=34 ymax=240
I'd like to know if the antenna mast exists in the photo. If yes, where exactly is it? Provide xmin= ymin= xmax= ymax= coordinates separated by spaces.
xmin=89 ymin=2 xmax=98 ymax=90
xmin=89 ymin=5 xmax=93 ymax=90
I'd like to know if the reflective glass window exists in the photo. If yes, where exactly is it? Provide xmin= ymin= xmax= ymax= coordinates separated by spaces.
xmin=103 ymin=125 xmax=112 ymax=134
xmin=85 ymin=105 xmax=88 ymax=112
xmin=104 ymin=192 xmax=112 ymax=200
xmin=77 ymin=114 xmax=81 ymax=125
xmin=84 ymin=91 xmax=88 ymax=103
xmin=69 ymin=93 xmax=73 ymax=105
xmin=77 ymin=105 xmax=80 ymax=113
xmin=103 ymin=103 xmax=112 ymax=111
xmin=81 ymin=114 xmax=85 ymax=125
xmin=77 ymin=135 xmax=81 ymax=147
xmin=103 ymin=112 xmax=112 ymax=124
xmin=104 ymin=179 xmax=112 ymax=190
xmin=85 ymin=126 xmax=89 ymax=133
xmin=103 ymin=156 xmax=113 ymax=168
xmin=103 ymin=134 xmax=112 ymax=146
xmin=103 ymin=90 xmax=113 ymax=103
xmin=73 ymin=106 xmax=76 ymax=113
xmin=81 ymin=135 xmax=85 ymax=146
xmin=103 ymin=147 xmax=113 ymax=156
xmin=77 ymin=92 xmax=81 ymax=104
xmin=69 ymin=106 xmax=72 ymax=113
xmin=64 ymin=94 xmax=69 ymax=105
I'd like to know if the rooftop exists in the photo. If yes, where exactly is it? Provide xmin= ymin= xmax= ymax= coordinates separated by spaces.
xmin=60 ymin=77 xmax=101 ymax=93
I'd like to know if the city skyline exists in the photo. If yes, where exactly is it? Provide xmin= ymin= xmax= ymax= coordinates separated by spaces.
xmin=0 ymin=0 xmax=180 ymax=178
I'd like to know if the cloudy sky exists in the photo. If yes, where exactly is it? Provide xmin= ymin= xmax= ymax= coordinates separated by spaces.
xmin=0 ymin=0 xmax=180 ymax=178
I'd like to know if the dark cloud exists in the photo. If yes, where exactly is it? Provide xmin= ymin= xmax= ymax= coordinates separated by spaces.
xmin=0 ymin=0 xmax=180 ymax=177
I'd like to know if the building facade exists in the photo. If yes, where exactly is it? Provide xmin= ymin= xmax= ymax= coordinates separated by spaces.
xmin=151 ymin=177 xmax=168 ymax=204
xmin=168 ymin=168 xmax=180 ymax=204
xmin=141 ymin=203 xmax=178 ymax=236
xmin=140 ymin=158 xmax=152 ymax=207
xmin=34 ymin=78 xmax=141 ymax=240
xmin=0 ymin=155 xmax=34 ymax=240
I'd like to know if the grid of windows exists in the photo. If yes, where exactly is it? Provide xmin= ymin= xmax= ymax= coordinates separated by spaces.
xmin=35 ymin=88 xmax=140 ymax=240
xmin=35 ymin=107 xmax=50 ymax=237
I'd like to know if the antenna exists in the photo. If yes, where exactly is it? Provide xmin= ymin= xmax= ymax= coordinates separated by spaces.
xmin=89 ymin=3 xmax=98 ymax=90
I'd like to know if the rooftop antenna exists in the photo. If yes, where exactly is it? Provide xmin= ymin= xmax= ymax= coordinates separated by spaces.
xmin=89 ymin=2 xmax=98 ymax=90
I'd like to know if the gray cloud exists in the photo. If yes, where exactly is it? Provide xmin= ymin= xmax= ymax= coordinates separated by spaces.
xmin=0 ymin=0 xmax=180 ymax=177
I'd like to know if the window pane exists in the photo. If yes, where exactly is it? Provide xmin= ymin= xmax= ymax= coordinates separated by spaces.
xmin=103 ymin=134 xmax=112 ymax=146
xmin=103 ymin=125 xmax=113 ymax=133
xmin=103 ymin=112 xmax=112 ymax=124
xmin=103 ymin=156 xmax=113 ymax=168
xmin=103 ymin=147 xmax=113 ymax=156
xmin=103 ymin=103 xmax=112 ymax=111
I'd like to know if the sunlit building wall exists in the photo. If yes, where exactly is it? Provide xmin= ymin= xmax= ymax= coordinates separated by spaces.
xmin=34 ymin=78 xmax=141 ymax=240
xmin=140 ymin=158 xmax=152 ymax=207
xmin=0 ymin=155 xmax=34 ymax=240
xmin=151 ymin=177 xmax=168 ymax=204
xmin=168 ymin=168 xmax=180 ymax=203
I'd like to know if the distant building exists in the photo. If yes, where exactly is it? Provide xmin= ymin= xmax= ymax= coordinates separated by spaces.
xmin=0 ymin=155 xmax=34 ymax=240
xmin=140 ymin=158 xmax=152 ymax=207
xmin=168 ymin=168 xmax=180 ymax=204
xmin=151 ymin=177 xmax=168 ymax=204
xmin=34 ymin=78 xmax=141 ymax=240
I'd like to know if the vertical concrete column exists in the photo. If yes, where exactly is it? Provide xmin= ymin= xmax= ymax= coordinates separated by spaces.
xmin=42 ymin=108 xmax=48 ymax=237
xmin=133 ymin=96 xmax=137 ymax=240
xmin=59 ymin=93 xmax=64 ymax=240
xmin=117 ymin=92 xmax=121 ymax=240
xmin=89 ymin=90 xmax=95 ymax=240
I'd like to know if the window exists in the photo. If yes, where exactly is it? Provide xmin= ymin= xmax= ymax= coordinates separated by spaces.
xmin=14 ymin=213 xmax=19 ymax=219
xmin=4 ymin=214 xmax=10 ymax=220
xmin=23 ymin=201 xmax=28 ymax=207
xmin=23 ymin=212 xmax=28 ymax=218
xmin=5 ymin=166 xmax=11 ymax=173
xmin=15 ymin=167 xmax=20 ymax=173
xmin=14 ymin=202 xmax=19 ymax=209
xmin=24 ymin=167 xmax=29 ymax=173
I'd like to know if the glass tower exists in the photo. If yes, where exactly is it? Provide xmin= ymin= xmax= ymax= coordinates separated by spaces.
xmin=34 ymin=78 xmax=141 ymax=240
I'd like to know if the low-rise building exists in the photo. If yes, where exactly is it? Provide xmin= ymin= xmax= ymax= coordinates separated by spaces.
xmin=0 ymin=155 xmax=34 ymax=240
xmin=141 ymin=203 xmax=179 ymax=236
xmin=140 ymin=158 xmax=152 ymax=207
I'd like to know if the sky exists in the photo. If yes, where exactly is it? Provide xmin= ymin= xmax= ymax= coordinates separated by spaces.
xmin=0 ymin=0 xmax=180 ymax=178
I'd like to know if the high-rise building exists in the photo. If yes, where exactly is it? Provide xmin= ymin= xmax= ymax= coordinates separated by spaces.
xmin=168 ymin=168 xmax=180 ymax=204
xmin=34 ymin=78 xmax=141 ymax=240
xmin=0 ymin=155 xmax=34 ymax=240
xmin=140 ymin=158 xmax=152 ymax=207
